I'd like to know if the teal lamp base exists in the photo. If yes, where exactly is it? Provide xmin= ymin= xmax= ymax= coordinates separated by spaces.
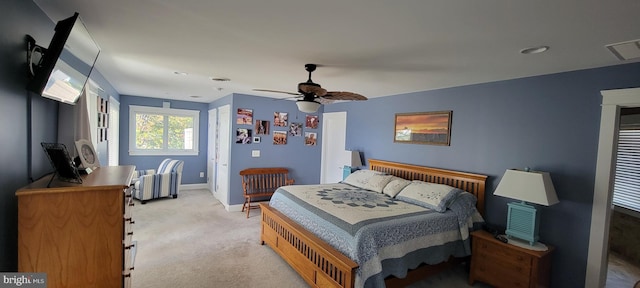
xmin=343 ymin=166 xmax=356 ymax=180
xmin=505 ymin=201 xmax=540 ymax=246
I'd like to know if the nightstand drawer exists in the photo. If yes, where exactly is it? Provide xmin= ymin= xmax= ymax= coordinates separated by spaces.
xmin=474 ymin=255 xmax=531 ymax=287
xmin=478 ymin=239 xmax=532 ymax=269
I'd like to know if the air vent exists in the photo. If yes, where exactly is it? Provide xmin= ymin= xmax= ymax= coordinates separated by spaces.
xmin=606 ymin=39 xmax=640 ymax=61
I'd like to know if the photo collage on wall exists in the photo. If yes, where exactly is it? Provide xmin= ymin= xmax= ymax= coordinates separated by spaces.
xmin=235 ymin=108 xmax=318 ymax=146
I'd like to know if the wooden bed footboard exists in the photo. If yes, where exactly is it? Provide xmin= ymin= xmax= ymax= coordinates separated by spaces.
xmin=259 ymin=159 xmax=487 ymax=288
xmin=260 ymin=202 xmax=358 ymax=288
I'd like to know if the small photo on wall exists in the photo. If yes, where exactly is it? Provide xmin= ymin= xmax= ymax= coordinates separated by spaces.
xmin=305 ymin=132 xmax=317 ymax=146
xmin=237 ymin=108 xmax=253 ymax=125
xmin=253 ymin=137 xmax=261 ymax=143
xmin=289 ymin=122 xmax=302 ymax=136
xmin=255 ymin=120 xmax=270 ymax=135
xmin=273 ymin=131 xmax=287 ymax=145
xmin=305 ymin=115 xmax=319 ymax=129
xmin=236 ymin=128 xmax=252 ymax=144
xmin=274 ymin=112 xmax=288 ymax=127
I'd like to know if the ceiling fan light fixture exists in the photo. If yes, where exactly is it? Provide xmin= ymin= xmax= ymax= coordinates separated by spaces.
xmin=296 ymin=100 xmax=321 ymax=113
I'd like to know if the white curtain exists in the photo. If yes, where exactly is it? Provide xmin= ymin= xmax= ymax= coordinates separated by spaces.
xmin=75 ymin=89 xmax=94 ymax=144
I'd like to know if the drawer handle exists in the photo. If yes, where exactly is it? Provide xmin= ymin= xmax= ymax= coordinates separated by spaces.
xmin=129 ymin=202 xmax=135 ymax=207
xmin=125 ymin=244 xmax=135 ymax=250
xmin=127 ymin=232 xmax=134 ymax=236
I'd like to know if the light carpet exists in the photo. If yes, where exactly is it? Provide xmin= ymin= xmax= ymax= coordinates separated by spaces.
xmin=131 ymin=189 xmax=485 ymax=288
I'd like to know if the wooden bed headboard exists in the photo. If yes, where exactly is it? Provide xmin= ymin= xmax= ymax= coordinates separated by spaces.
xmin=368 ymin=159 xmax=488 ymax=215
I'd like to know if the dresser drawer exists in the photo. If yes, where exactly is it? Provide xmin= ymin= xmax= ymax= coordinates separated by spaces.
xmin=477 ymin=239 xmax=532 ymax=269
xmin=473 ymin=255 xmax=531 ymax=287
xmin=123 ymin=241 xmax=136 ymax=274
xmin=124 ymin=188 xmax=133 ymax=219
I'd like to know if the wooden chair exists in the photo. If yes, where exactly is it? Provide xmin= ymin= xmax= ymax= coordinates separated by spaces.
xmin=240 ymin=167 xmax=294 ymax=218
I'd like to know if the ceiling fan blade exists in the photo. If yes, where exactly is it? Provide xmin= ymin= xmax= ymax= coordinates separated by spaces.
xmin=253 ymin=89 xmax=300 ymax=96
xmin=315 ymin=97 xmax=334 ymax=105
xmin=323 ymin=91 xmax=368 ymax=101
xmin=298 ymin=83 xmax=327 ymax=96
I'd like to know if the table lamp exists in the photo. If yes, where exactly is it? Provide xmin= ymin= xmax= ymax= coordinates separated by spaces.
xmin=493 ymin=168 xmax=559 ymax=247
xmin=342 ymin=150 xmax=363 ymax=180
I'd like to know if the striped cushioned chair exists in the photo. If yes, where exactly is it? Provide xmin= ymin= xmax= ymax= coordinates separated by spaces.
xmin=133 ymin=159 xmax=184 ymax=204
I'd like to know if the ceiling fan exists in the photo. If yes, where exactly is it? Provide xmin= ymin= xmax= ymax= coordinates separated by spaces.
xmin=254 ymin=64 xmax=367 ymax=113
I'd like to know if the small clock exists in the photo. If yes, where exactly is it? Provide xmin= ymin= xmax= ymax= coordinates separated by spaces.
xmin=75 ymin=139 xmax=100 ymax=169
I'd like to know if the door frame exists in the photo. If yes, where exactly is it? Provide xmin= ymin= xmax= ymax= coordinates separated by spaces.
xmin=207 ymin=108 xmax=217 ymax=197
xmin=587 ymin=87 xmax=640 ymax=287
xmin=320 ymin=111 xmax=349 ymax=184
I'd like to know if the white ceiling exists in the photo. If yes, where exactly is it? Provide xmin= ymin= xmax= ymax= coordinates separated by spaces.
xmin=33 ymin=0 xmax=640 ymax=103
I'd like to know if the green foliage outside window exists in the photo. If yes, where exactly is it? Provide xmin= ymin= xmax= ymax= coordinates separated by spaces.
xmin=131 ymin=105 xmax=199 ymax=155
xmin=136 ymin=114 xmax=194 ymax=150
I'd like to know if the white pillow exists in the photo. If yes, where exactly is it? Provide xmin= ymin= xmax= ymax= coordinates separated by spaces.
xmin=396 ymin=181 xmax=462 ymax=212
xmin=342 ymin=170 xmax=394 ymax=193
xmin=382 ymin=176 xmax=412 ymax=198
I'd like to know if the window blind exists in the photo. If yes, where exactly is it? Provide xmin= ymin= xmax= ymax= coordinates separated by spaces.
xmin=613 ymin=127 xmax=640 ymax=212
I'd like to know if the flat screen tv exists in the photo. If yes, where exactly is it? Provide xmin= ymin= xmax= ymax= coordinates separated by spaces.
xmin=26 ymin=12 xmax=100 ymax=105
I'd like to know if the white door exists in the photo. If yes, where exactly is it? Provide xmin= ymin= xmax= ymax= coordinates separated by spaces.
xmin=207 ymin=108 xmax=217 ymax=197
xmin=321 ymin=112 xmax=350 ymax=184
xmin=107 ymin=96 xmax=120 ymax=166
xmin=216 ymin=105 xmax=231 ymax=209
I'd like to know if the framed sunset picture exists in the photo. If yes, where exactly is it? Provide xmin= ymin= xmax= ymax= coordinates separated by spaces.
xmin=394 ymin=111 xmax=452 ymax=145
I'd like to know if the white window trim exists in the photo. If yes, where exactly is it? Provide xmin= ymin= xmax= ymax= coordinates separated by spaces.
xmin=129 ymin=105 xmax=200 ymax=156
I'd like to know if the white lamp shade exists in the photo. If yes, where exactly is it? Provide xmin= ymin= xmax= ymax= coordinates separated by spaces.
xmin=494 ymin=169 xmax=559 ymax=206
xmin=349 ymin=150 xmax=362 ymax=167
xmin=296 ymin=100 xmax=321 ymax=113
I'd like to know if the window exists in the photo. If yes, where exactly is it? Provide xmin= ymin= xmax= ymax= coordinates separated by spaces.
xmin=612 ymin=109 xmax=640 ymax=213
xmin=129 ymin=105 xmax=199 ymax=155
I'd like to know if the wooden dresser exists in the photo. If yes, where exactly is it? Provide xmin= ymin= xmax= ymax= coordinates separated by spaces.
xmin=16 ymin=166 xmax=136 ymax=288
xmin=469 ymin=230 xmax=553 ymax=288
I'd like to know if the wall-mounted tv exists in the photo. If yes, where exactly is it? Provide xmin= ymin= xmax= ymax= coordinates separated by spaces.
xmin=26 ymin=12 xmax=100 ymax=105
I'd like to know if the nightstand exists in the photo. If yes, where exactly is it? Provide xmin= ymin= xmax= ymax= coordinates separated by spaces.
xmin=469 ymin=230 xmax=554 ymax=288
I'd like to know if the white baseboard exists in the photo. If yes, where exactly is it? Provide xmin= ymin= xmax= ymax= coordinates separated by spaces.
xmin=226 ymin=204 xmax=244 ymax=212
xmin=180 ymin=183 xmax=209 ymax=191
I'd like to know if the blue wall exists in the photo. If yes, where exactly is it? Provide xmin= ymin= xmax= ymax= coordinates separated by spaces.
xmin=326 ymin=62 xmax=640 ymax=288
xmin=0 ymin=0 xmax=122 ymax=271
xmin=0 ymin=0 xmax=59 ymax=271
xmin=210 ymin=94 xmax=324 ymax=205
xmin=118 ymin=95 xmax=209 ymax=184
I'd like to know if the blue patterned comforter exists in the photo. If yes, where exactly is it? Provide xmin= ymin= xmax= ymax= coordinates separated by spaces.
xmin=269 ymin=183 xmax=483 ymax=288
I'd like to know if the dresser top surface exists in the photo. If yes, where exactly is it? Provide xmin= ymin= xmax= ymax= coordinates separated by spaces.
xmin=16 ymin=165 xmax=135 ymax=195
xmin=472 ymin=230 xmax=555 ymax=257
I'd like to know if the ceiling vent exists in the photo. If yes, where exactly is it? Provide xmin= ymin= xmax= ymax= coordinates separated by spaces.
xmin=606 ymin=39 xmax=640 ymax=61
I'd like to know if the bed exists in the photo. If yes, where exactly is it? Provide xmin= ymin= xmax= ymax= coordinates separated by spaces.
xmin=259 ymin=159 xmax=487 ymax=288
